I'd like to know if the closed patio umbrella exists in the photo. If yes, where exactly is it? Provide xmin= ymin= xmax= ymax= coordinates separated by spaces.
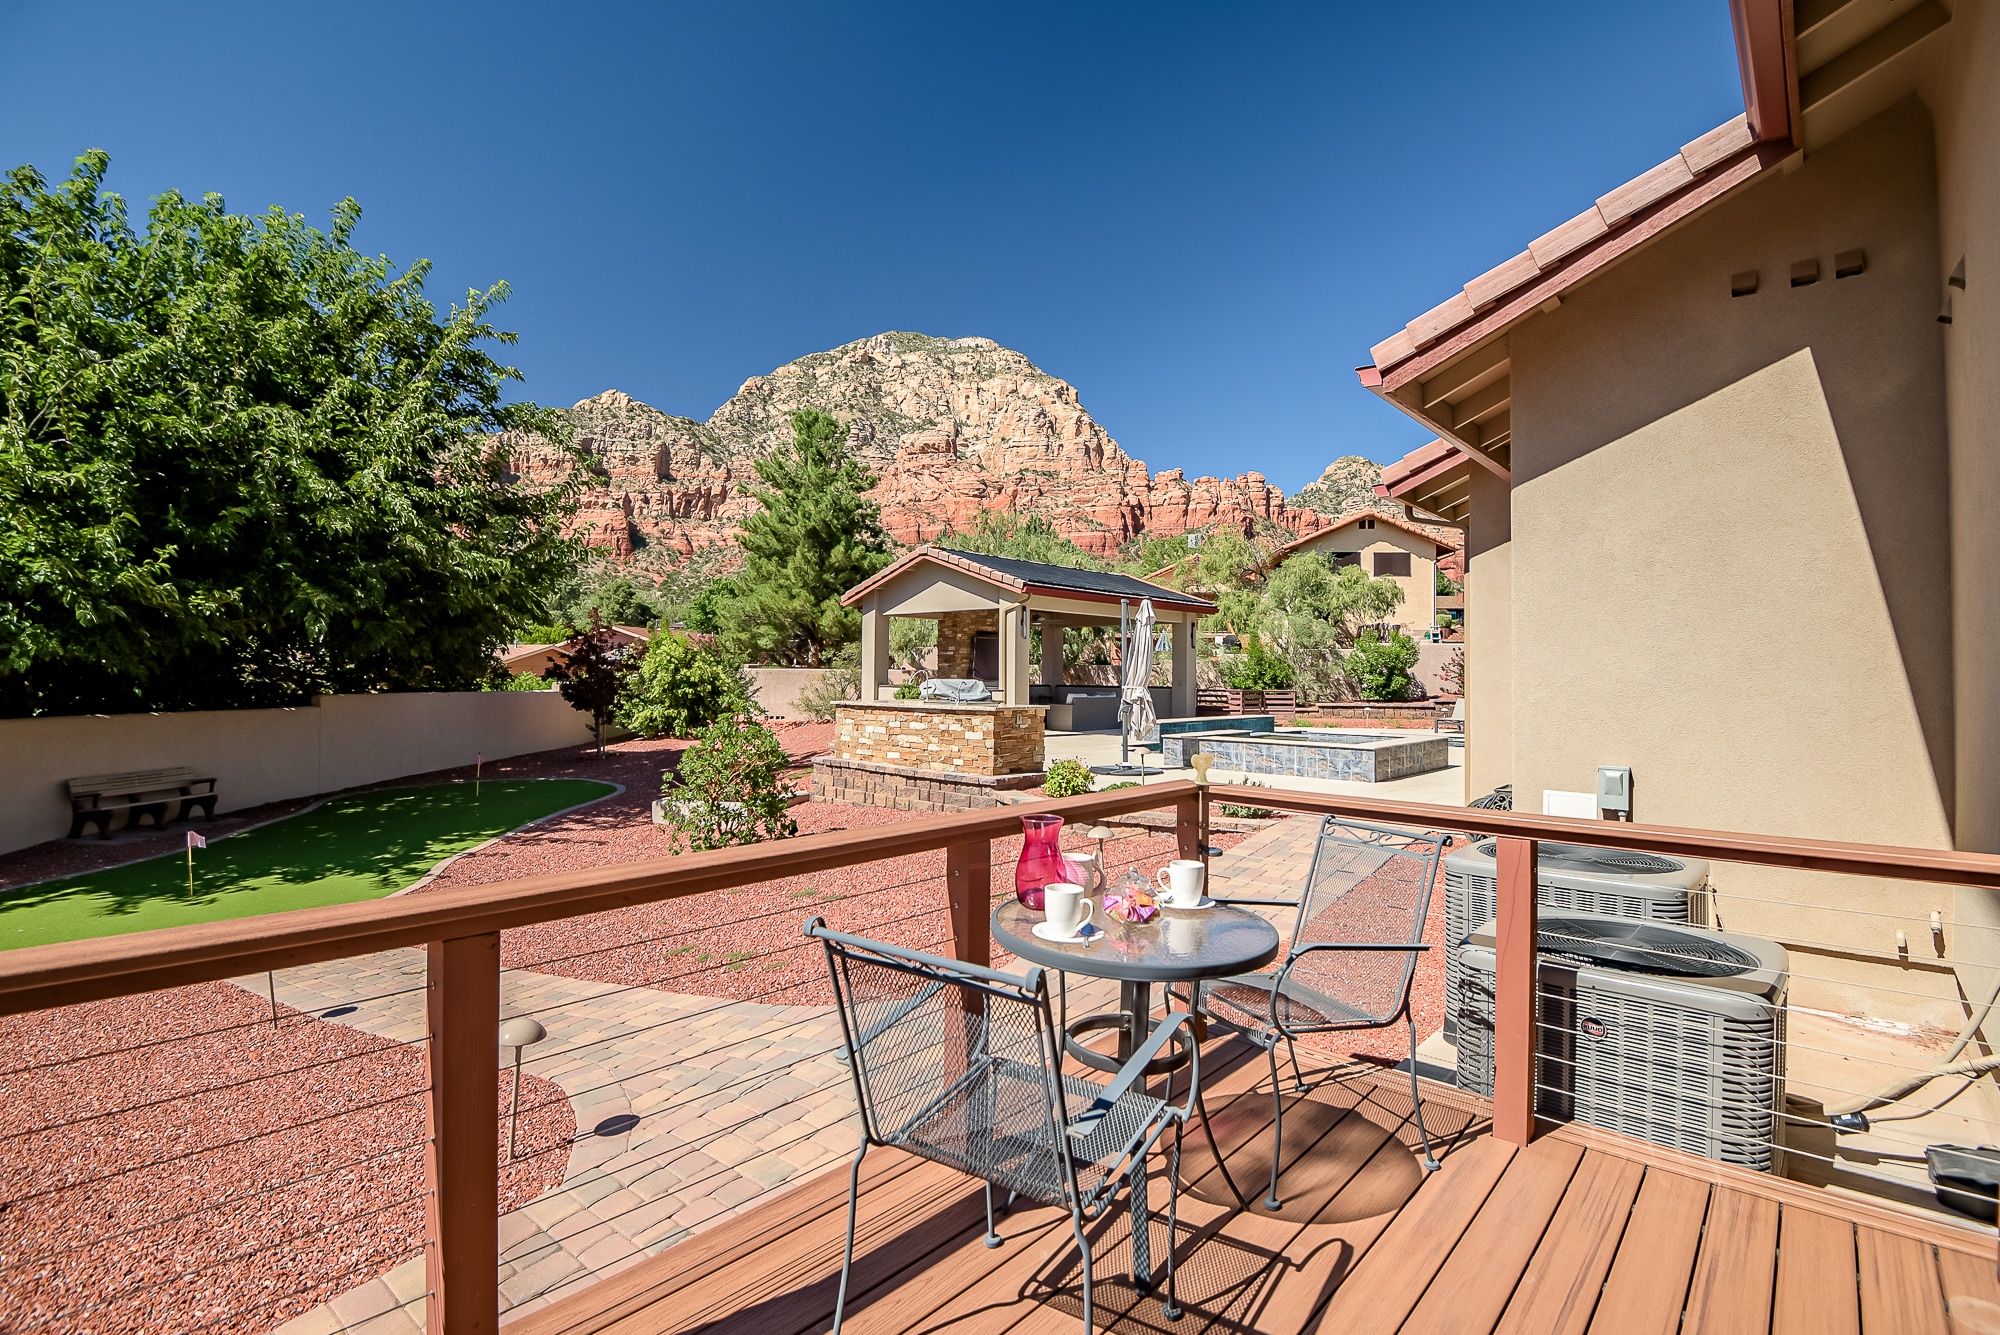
xmin=1117 ymin=599 xmax=1159 ymax=774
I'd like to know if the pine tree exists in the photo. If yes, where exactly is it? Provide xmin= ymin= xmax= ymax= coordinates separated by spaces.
xmin=719 ymin=409 xmax=893 ymax=666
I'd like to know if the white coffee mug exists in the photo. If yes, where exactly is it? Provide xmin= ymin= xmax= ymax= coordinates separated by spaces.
xmin=1044 ymin=882 xmax=1094 ymax=939
xmin=1156 ymin=860 xmax=1206 ymax=908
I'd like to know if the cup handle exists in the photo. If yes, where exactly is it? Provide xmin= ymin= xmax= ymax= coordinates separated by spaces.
xmin=1080 ymin=900 xmax=1094 ymax=930
xmin=1156 ymin=867 xmax=1172 ymax=892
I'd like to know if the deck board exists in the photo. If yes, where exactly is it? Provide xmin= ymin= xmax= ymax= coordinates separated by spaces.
xmin=1771 ymin=1208 xmax=1858 ymax=1335
xmin=1492 ymin=1150 xmax=1646 ymax=1335
xmin=519 ymin=1062 xmax=1986 ymax=1335
xmin=1682 ymin=1186 xmax=1780 ymax=1335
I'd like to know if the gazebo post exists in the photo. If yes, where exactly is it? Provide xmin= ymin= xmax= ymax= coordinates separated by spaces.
xmin=1039 ymin=615 xmax=1065 ymax=690
xmin=1170 ymin=617 xmax=1197 ymax=718
xmin=999 ymin=601 xmax=1030 ymax=705
xmin=859 ymin=594 xmax=890 ymax=702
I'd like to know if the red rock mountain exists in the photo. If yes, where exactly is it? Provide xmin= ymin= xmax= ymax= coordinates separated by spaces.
xmin=500 ymin=331 xmax=1331 ymax=571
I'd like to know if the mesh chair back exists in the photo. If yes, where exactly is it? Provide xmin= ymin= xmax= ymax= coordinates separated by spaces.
xmin=1283 ymin=817 xmax=1446 ymax=1027
xmin=813 ymin=924 xmax=1078 ymax=1207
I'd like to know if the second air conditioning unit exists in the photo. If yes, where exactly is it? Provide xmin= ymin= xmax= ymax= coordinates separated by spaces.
xmin=1442 ymin=838 xmax=1711 ymax=1042
xmin=1455 ymin=911 xmax=1788 ymax=1170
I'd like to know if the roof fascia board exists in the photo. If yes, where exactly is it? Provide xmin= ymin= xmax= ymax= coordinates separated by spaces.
xmin=1375 ymin=144 xmax=1785 ymax=397
xmin=1731 ymin=0 xmax=1797 ymax=143
xmin=839 ymin=546 xmax=1027 ymax=608
xmin=1386 ymin=451 xmax=1477 ymax=501
xmin=1019 ymin=583 xmax=1216 ymax=614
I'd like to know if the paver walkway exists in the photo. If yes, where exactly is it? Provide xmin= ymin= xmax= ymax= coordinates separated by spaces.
xmin=258 ymin=817 xmax=1322 ymax=1333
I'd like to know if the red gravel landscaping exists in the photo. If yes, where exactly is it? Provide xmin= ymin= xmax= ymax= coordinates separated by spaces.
xmin=0 ymin=981 xmax=572 ymax=1335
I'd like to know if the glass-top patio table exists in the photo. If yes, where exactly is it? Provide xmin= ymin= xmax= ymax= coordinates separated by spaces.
xmin=992 ymin=896 xmax=1281 ymax=1076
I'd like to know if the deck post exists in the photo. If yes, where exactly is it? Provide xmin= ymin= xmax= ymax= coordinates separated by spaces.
xmin=1176 ymin=794 xmax=1201 ymax=863
xmin=1492 ymin=837 xmax=1538 ymax=1145
xmin=425 ymin=931 xmax=500 ymax=1335
xmin=946 ymin=838 xmax=991 ymax=972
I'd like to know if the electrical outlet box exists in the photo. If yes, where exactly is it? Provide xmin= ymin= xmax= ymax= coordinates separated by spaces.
xmin=1597 ymin=766 xmax=1632 ymax=814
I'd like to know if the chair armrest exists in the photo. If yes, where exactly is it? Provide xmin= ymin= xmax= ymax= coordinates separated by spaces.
xmin=1068 ymin=1011 xmax=1194 ymax=1139
xmin=1289 ymin=941 xmax=1432 ymax=955
xmin=1210 ymin=897 xmax=1298 ymax=908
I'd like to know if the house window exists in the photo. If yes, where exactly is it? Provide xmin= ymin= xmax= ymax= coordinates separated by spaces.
xmin=1330 ymin=551 xmax=1361 ymax=568
xmin=1359 ymin=518 xmax=1376 ymax=529
xmin=1373 ymin=551 xmax=1412 ymax=578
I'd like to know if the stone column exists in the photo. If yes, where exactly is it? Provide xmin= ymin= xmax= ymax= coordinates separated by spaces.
xmin=1169 ymin=615 xmax=1196 ymax=719
xmin=1039 ymin=617 xmax=1065 ymax=689
xmin=999 ymin=602 xmax=1030 ymax=705
xmin=860 ymin=596 xmax=890 ymax=702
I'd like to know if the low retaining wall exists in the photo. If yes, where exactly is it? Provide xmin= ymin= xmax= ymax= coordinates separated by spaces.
xmin=810 ymin=756 xmax=1046 ymax=812
xmin=0 ymin=691 xmax=596 ymax=855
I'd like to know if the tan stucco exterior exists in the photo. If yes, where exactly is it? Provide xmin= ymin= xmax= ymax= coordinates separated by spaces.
xmin=1497 ymin=99 xmax=1962 ymax=1016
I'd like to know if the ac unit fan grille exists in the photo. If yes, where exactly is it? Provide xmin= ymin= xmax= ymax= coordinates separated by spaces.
xmin=1473 ymin=840 xmax=1684 ymax=876
xmin=1537 ymin=919 xmax=1758 ymax=978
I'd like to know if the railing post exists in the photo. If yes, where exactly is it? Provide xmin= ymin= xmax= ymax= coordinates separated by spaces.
xmin=426 ymin=932 xmax=500 ymax=1335
xmin=1492 ymin=837 xmax=1538 ymax=1146
xmin=1176 ymin=793 xmax=1201 ymax=863
xmin=947 ymin=838 xmax=990 ymax=971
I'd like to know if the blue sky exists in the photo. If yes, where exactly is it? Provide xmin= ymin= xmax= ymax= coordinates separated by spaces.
xmin=1 ymin=2 xmax=1743 ymax=491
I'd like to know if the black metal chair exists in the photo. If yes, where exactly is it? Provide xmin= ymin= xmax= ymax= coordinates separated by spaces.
xmin=807 ymin=919 xmax=1197 ymax=1332
xmin=1195 ymin=815 xmax=1448 ymax=1209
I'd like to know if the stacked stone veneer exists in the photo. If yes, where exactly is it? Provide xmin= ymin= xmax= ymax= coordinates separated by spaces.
xmin=818 ymin=700 xmax=1046 ymax=811
xmin=932 ymin=611 xmax=994 ymax=680
xmin=1165 ymin=730 xmax=1449 ymax=782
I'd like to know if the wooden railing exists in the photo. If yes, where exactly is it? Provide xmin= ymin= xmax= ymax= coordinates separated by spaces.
xmin=8 ymin=778 xmax=2000 ymax=1332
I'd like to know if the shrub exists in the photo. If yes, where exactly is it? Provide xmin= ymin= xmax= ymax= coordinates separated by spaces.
xmin=484 ymin=671 xmax=552 ymax=692
xmin=1440 ymin=646 xmax=1465 ymax=697
xmin=1101 ymin=780 xmax=1137 ymax=791
xmin=661 ymin=716 xmax=798 ymax=850
xmin=1346 ymin=630 xmax=1421 ymax=701
xmin=1218 ymin=778 xmax=1273 ymax=819
xmin=1043 ymin=758 xmax=1095 ymax=799
xmin=1220 ymin=634 xmax=1294 ymax=689
xmin=794 ymin=657 xmax=860 ymax=721
xmin=893 ymin=680 xmax=920 ymax=700
xmin=617 ymin=633 xmax=750 ymax=738
xmin=517 ymin=623 xmax=576 ymax=646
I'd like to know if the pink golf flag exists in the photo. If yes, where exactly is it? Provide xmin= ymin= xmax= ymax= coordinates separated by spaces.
xmin=186 ymin=831 xmax=206 ymax=850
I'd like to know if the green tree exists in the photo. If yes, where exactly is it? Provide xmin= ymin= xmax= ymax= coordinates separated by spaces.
xmin=940 ymin=512 xmax=1106 ymax=570
xmin=1257 ymin=552 xmax=1405 ymax=700
xmin=718 ymin=409 xmax=892 ymax=665
xmin=616 ymin=633 xmax=749 ymax=738
xmin=0 ymin=152 xmax=583 ymax=716
xmin=544 ymin=620 xmax=636 ymax=754
xmin=567 ymin=573 xmax=659 ymax=629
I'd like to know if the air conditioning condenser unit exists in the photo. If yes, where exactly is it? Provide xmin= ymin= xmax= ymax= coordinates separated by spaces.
xmin=1455 ymin=911 xmax=1788 ymax=1170
xmin=1443 ymin=838 xmax=1710 ymax=1041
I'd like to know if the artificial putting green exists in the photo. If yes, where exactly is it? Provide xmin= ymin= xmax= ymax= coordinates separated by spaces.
xmin=0 ymin=779 xmax=617 ymax=950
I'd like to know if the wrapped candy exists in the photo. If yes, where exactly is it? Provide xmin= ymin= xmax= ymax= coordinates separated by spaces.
xmin=1105 ymin=869 xmax=1159 ymax=923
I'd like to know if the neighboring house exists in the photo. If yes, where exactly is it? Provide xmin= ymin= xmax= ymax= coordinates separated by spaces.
xmin=497 ymin=625 xmax=651 ymax=678
xmin=1362 ymin=0 xmax=1995 ymax=1006
xmin=1265 ymin=509 xmax=1459 ymax=639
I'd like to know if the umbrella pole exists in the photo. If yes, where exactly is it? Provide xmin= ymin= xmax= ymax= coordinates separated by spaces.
xmin=1120 ymin=599 xmax=1130 ymax=769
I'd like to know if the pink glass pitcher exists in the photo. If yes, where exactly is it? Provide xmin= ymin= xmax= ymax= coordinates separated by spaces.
xmin=1015 ymin=814 xmax=1066 ymax=910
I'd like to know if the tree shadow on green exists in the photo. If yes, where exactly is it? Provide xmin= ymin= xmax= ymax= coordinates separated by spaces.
xmin=0 ymin=780 xmax=615 ymax=950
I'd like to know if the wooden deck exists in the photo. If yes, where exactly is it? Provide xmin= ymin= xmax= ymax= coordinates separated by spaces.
xmin=511 ymin=1037 xmax=1998 ymax=1335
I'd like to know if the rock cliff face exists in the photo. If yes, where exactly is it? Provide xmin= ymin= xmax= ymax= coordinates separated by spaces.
xmin=1287 ymin=455 xmax=1386 ymax=518
xmin=502 ymin=332 xmax=1330 ymax=569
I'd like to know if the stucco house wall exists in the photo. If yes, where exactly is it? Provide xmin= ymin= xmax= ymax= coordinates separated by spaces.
xmin=1505 ymin=99 xmax=1956 ymax=1013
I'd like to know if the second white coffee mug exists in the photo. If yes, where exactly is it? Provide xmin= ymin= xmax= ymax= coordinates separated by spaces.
xmin=1156 ymin=860 xmax=1206 ymax=907
xmin=1044 ymin=882 xmax=1094 ymax=939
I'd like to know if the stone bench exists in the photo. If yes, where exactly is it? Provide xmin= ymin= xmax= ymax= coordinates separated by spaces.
xmin=67 ymin=767 xmax=219 ymax=839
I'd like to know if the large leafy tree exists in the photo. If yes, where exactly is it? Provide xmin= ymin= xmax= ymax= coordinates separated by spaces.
xmin=719 ymin=409 xmax=891 ymax=666
xmin=0 ymin=152 xmax=583 ymax=715
xmin=1257 ymin=552 xmax=1405 ymax=700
